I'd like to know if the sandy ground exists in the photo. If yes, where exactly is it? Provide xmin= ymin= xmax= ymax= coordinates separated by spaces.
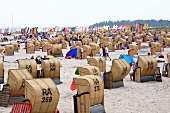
xmin=1 ymin=43 xmax=170 ymax=113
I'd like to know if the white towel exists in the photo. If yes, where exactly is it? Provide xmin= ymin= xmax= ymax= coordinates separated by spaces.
xmin=0 ymin=84 xmax=5 ymax=91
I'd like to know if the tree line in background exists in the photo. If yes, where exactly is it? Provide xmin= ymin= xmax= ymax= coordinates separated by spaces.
xmin=89 ymin=19 xmax=170 ymax=28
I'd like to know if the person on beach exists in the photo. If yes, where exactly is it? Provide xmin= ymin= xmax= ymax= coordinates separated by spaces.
xmin=0 ymin=49 xmax=4 ymax=62
xmin=101 ymin=47 xmax=106 ymax=57
xmin=130 ymin=61 xmax=138 ymax=81
xmin=50 ymin=50 xmax=53 ymax=55
xmin=162 ymin=40 xmax=165 ymax=51
xmin=119 ymin=43 xmax=123 ymax=50
xmin=25 ymin=40 xmax=28 ymax=49
xmin=101 ymin=45 xmax=111 ymax=61
xmin=35 ymin=55 xmax=42 ymax=64
xmin=1 ymin=38 xmax=4 ymax=42
xmin=125 ymin=42 xmax=129 ymax=49
xmin=155 ymin=52 xmax=164 ymax=58
xmin=31 ymin=56 xmax=34 ymax=59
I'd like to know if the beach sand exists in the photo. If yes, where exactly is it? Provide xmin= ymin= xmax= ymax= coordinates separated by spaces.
xmin=0 ymin=43 xmax=170 ymax=113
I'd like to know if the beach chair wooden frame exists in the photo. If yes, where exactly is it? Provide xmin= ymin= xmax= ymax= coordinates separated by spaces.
xmin=73 ymin=92 xmax=105 ymax=113
xmin=40 ymin=70 xmax=62 ymax=85
xmin=168 ymin=64 xmax=170 ymax=77
xmin=0 ymin=69 xmax=4 ymax=83
xmin=17 ymin=59 xmax=38 ymax=78
xmin=0 ymin=84 xmax=12 ymax=107
xmin=133 ymin=67 xmax=141 ymax=82
xmin=104 ymin=71 xmax=113 ymax=89
xmin=133 ymin=66 xmax=161 ymax=83
xmin=104 ymin=71 xmax=124 ymax=89
xmin=155 ymin=67 xmax=162 ymax=82
xmin=26 ymin=43 xmax=35 ymax=54
xmin=73 ymin=92 xmax=90 ymax=113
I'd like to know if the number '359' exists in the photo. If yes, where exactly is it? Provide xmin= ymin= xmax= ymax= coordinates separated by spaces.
xmin=42 ymin=97 xmax=52 ymax=103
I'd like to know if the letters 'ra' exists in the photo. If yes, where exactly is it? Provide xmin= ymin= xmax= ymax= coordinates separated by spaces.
xmin=92 ymin=68 xmax=98 ymax=75
xmin=93 ymin=78 xmax=99 ymax=85
xmin=42 ymin=88 xmax=52 ymax=96
xmin=26 ymin=65 xmax=32 ymax=73
xmin=50 ymin=63 xmax=56 ymax=71
xmin=93 ymin=78 xmax=100 ymax=91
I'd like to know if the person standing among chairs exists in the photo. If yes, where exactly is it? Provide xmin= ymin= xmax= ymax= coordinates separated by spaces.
xmin=162 ymin=40 xmax=165 ymax=51
xmin=130 ymin=61 xmax=138 ymax=81
xmin=101 ymin=45 xmax=111 ymax=61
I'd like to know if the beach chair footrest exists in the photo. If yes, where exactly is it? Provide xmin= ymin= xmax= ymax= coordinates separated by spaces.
xmin=140 ymin=76 xmax=155 ymax=83
xmin=112 ymin=81 xmax=124 ymax=88
xmin=0 ymin=79 xmax=4 ymax=84
xmin=52 ymin=78 xmax=62 ymax=85
xmin=9 ymin=97 xmax=25 ymax=105
xmin=90 ymin=104 xmax=105 ymax=113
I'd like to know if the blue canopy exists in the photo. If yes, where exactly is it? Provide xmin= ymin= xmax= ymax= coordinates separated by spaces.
xmin=126 ymin=38 xmax=135 ymax=42
xmin=70 ymin=48 xmax=77 ymax=57
xmin=153 ymin=36 xmax=158 ymax=42
xmin=118 ymin=54 xmax=135 ymax=64
xmin=132 ymin=38 xmax=135 ymax=42
xmin=66 ymin=48 xmax=77 ymax=57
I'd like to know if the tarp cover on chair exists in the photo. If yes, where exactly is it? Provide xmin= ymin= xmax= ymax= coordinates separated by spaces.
xmin=65 ymin=48 xmax=77 ymax=58
xmin=119 ymin=54 xmax=135 ymax=64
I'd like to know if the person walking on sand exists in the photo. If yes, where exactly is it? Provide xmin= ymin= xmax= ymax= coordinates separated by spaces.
xmin=101 ymin=47 xmax=106 ymax=59
xmin=105 ymin=45 xmax=112 ymax=61
xmin=162 ymin=40 xmax=165 ymax=51
xmin=101 ymin=45 xmax=111 ymax=61
xmin=30 ymin=56 xmax=34 ymax=59
xmin=130 ymin=61 xmax=138 ymax=81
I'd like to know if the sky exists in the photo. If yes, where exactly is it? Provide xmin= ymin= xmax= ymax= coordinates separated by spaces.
xmin=0 ymin=0 xmax=170 ymax=28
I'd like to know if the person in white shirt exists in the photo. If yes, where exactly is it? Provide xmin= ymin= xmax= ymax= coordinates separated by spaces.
xmin=101 ymin=45 xmax=111 ymax=61
xmin=0 ymin=49 xmax=5 ymax=62
xmin=38 ymin=36 xmax=41 ymax=42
